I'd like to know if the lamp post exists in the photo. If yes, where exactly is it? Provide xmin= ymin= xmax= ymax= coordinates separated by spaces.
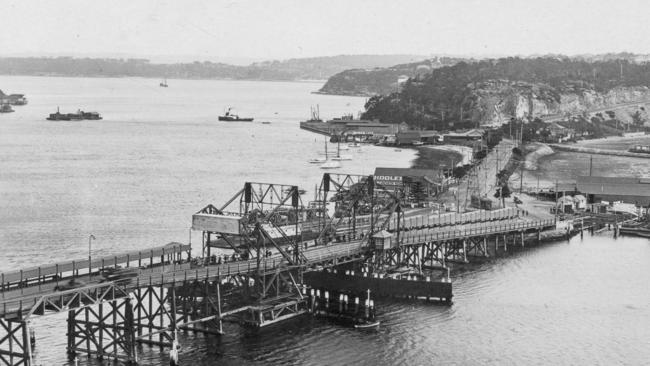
xmin=89 ymin=234 xmax=96 ymax=280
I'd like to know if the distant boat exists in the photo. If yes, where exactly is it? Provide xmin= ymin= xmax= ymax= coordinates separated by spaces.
xmin=308 ymin=157 xmax=327 ymax=164
xmin=219 ymin=107 xmax=253 ymax=122
xmin=160 ymin=78 xmax=168 ymax=87
xmin=46 ymin=107 xmax=102 ymax=121
xmin=0 ymin=104 xmax=14 ymax=113
xmin=317 ymin=139 xmax=341 ymax=169
xmin=348 ymin=142 xmax=362 ymax=148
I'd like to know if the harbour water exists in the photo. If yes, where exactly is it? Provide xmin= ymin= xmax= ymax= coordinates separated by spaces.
xmin=1 ymin=77 xmax=649 ymax=365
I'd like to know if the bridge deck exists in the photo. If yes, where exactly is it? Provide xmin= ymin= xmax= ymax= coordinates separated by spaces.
xmin=0 ymin=216 xmax=554 ymax=319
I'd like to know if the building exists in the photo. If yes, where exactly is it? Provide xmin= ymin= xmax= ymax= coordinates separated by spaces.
xmin=557 ymin=195 xmax=576 ymax=212
xmin=576 ymin=176 xmax=650 ymax=206
xmin=443 ymin=129 xmax=485 ymax=144
xmin=374 ymin=167 xmax=442 ymax=199
xmin=573 ymin=194 xmax=587 ymax=210
xmin=547 ymin=122 xmax=575 ymax=142
xmin=396 ymin=131 xmax=442 ymax=145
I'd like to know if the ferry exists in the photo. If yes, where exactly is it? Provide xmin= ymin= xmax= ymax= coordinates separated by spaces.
xmin=46 ymin=108 xmax=102 ymax=121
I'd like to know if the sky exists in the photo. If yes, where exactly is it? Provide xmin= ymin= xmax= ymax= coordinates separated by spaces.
xmin=2 ymin=0 xmax=650 ymax=64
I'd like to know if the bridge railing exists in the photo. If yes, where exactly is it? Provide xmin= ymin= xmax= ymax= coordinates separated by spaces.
xmin=398 ymin=219 xmax=555 ymax=245
xmin=0 ymin=243 xmax=191 ymax=292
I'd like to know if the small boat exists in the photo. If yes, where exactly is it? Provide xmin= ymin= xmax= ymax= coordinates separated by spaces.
xmin=412 ymin=141 xmax=424 ymax=146
xmin=219 ymin=107 xmax=253 ymax=122
xmin=308 ymin=157 xmax=327 ymax=164
xmin=332 ymin=155 xmax=352 ymax=161
xmin=348 ymin=143 xmax=362 ymax=148
xmin=354 ymin=320 xmax=380 ymax=330
xmin=160 ymin=78 xmax=168 ymax=87
xmin=0 ymin=104 xmax=14 ymax=113
xmin=619 ymin=223 xmax=650 ymax=238
xmin=394 ymin=149 xmax=402 ymax=152
xmin=332 ymin=142 xmax=353 ymax=161
xmin=320 ymin=161 xmax=341 ymax=169
xmin=261 ymin=121 xmax=271 ymax=124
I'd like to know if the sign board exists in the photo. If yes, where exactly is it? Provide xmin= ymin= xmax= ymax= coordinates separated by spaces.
xmin=192 ymin=214 xmax=241 ymax=234
xmin=374 ymin=175 xmax=402 ymax=191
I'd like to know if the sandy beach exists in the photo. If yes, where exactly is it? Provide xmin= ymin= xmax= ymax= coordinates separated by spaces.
xmin=424 ymin=145 xmax=473 ymax=166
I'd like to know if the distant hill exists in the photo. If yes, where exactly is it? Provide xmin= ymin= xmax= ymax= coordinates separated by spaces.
xmin=0 ymin=55 xmax=428 ymax=81
xmin=361 ymin=56 xmax=650 ymax=130
xmin=317 ymin=56 xmax=467 ymax=96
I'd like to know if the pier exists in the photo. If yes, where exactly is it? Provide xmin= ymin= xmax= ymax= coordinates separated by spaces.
xmin=0 ymin=174 xmax=558 ymax=365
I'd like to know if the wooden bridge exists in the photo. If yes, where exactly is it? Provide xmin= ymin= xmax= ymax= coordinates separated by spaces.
xmin=0 ymin=176 xmax=557 ymax=365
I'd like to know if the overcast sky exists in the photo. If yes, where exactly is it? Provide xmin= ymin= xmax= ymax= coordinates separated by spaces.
xmin=2 ymin=0 xmax=649 ymax=63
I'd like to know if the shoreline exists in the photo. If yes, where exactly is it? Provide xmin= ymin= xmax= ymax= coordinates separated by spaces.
xmin=409 ymin=146 xmax=464 ymax=170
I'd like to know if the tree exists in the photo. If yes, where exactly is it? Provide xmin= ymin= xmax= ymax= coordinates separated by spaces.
xmin=408 ymin=181 xmax=427 ymax=203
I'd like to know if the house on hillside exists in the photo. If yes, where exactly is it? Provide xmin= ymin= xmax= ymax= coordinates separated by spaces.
xmin=547 ymin=122 xmax=575 ymax=142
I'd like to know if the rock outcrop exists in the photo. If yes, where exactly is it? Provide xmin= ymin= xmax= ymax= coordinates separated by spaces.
xmin=470 ymin=81 xmax=650 ymax=126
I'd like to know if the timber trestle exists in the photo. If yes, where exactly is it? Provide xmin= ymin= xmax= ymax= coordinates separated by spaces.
xmin=0 ymin=175 xmax=560 ymax=365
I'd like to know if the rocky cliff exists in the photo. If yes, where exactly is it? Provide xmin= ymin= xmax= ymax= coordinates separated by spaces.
xmin=471 ymin=80 xmax=650 ymax=126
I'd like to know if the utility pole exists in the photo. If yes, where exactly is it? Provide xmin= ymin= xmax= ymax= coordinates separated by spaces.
xmin=520 ymin=162 xmax=524 ymax=193
xmin=554 ymin=180 xmax=558 ymax=224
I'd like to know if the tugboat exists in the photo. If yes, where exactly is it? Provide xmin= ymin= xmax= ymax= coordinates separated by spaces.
xmin=0 ymin=103 xmax=14 ymax=113
xmin=219 ymin=107 xmax=253 ymax=122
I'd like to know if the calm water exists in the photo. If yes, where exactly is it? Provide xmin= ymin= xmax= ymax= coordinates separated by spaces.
xmin=2 ymin=77 xmax=650 ymax=365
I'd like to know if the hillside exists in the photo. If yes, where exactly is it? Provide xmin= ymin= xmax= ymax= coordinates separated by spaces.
xmin=0 ymin=55 xmax=427 ymax=81
xmin=317 ymin=56 xmax=466 ymax=96
xmin=361 ymin=57 xmax=650 ymax=130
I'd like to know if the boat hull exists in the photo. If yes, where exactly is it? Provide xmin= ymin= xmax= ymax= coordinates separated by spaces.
xmin=619 ymin=227 xmax=650 ymax=238
xmin=219 ymin=116 xmax=253 ymax=122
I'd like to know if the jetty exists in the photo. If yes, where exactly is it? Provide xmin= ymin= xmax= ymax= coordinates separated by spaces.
xmin=0 ymin=174 xmax=558 ymax=365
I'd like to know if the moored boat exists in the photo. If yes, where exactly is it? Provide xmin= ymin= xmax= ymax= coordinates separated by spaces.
xmin=0 ymin=104 xmax=14 ymax=113
xmin=320 ymin=160 xmax=341 ymax=169
xmin=619 ymin=222 xmax=650 ymax=238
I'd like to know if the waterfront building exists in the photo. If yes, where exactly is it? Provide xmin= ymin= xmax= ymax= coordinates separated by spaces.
xmin=577 ymin=176 xmax=650 ymax=206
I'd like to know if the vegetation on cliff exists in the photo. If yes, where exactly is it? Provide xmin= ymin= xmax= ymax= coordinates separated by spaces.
xmin=361 ymin=57 xmax=650 ymax=130
xmin=317 ymin=57 xmax=465 ymax=96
